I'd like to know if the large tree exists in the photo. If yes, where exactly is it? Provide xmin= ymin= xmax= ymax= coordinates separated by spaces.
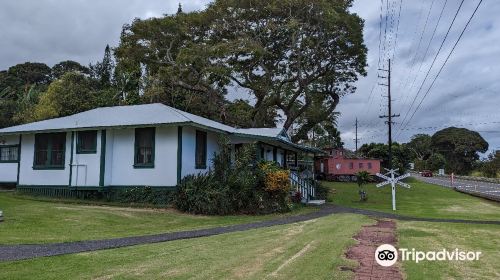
xmin=116 ymin=0 xmax=366 ymax=139
xmin=206 ymin=0 xmax=367 ymax=138
xmin=431 ymin=127 xmax=488 ymax=174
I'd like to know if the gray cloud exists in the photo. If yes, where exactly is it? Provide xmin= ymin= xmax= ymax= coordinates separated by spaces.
xmin=0 ymin=0 xmax=498 ymax=153
xmin=340 ymin=0 xmax=500 ymax=154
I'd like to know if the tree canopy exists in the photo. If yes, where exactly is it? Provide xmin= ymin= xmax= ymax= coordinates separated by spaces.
xmin=115 ymin=0 xmax=366 ymax=140
xmin=431 ymin=127 xmax=488 ymax=174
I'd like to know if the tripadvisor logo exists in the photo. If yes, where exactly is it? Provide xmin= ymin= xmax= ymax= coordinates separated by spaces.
xmin=375 ymin=244 xmax=482 ymax=266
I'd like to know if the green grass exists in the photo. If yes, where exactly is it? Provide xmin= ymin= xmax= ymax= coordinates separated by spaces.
xmin=0 ymin=192 xmax=315 ymax=245
xmin=398 ymin=221 xmax=500 ymax=279
xmin=0 ymin=214 xmax=373 ymax=280
xmin=324 ymin=178 xmax=500 ymax=221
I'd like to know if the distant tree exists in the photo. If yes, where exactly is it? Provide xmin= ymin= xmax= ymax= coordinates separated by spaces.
xmin=407 ymin=134 xmax=432 ymax=161
xmin=426 ymin=153 xmax=446 ymax=171
xmin=32 ymin=72 xmax=98 ymax=120
xmin=52 ymin=60 xmax=89 ymax=79
xmin=431 ymin=127 xmax=489 ymax=174
xmin=7 ymin=62 xmax=52 ymax=93
xmin=306 ymin=118 xmax=343 ymax=149
xmin=359 ymin=142 xmax=410 ymax=172
xmin=481 ymin=151 xmax=499 ymax=178
xmin=90 ymin=45 xmax=114 ymax=88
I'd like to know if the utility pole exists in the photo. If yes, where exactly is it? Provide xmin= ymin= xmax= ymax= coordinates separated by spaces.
xmin=354 ymin=118 xmax=360 ymax=153
xmin=378 ymin=59 xmax=399 ymax=169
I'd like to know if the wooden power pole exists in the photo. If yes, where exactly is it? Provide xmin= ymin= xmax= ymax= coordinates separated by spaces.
xmin=378 ymin=59 xmax=399 ymax=169
xmin=354 ymin=118 xmax=360 ymax=152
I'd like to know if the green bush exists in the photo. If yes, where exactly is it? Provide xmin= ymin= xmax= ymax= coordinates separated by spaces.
xmin=174 ymin=137 xmax=291 ymax=215
xmin=111 ymin=187 xmax=175 ymax=206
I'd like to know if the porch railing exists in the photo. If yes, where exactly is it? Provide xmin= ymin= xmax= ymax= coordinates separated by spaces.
xmin=289 ymin=171 xmax=316 ymax=203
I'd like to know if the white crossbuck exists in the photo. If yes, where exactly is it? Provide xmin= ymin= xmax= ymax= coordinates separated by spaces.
xmin=375 ymin=168 xmax=411 ymax=211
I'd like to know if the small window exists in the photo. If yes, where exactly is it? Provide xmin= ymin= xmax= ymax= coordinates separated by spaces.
xmin=349 ymin=162 xmax=354 ymax=169
xmin=0 ymin=145 xmax=19 ymax=162
xmin=134 ymin=127 xmax=155 ymax=168
xmin=76 ymin=131 xmax=97 ymax=154
xmin=195 ymin=130 xmax=207 ymax=169
xmin=359 ymin=162 xmax=364 ymax=169
xmin=34 ymin=133 xmax=66 ymax=169
xmin=368 ymin=162 xmax=372 ymax=169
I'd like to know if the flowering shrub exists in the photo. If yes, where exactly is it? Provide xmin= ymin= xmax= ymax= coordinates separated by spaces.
xmin=175 ymin=137 xmax=293 ymax=215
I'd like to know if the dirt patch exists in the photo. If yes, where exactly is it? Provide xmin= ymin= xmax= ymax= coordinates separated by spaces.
xmin=345 ymin=219 xmax=403 ymax=280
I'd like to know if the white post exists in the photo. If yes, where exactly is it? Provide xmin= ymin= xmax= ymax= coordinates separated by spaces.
xmin=391 ymin=171 xmax=396 ymax=211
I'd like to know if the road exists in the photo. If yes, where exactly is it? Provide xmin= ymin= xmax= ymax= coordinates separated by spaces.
xmin=414 ymin=174 xmax=500 ymax=201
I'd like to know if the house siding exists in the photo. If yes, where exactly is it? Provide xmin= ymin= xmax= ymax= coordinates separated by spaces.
xmin=18 ymin=133 xmax=72 ymax=186
xmin=181 ymin=126 xmax=220 ymax=177
xmin=106 ymin=126 xmax=178 ymax=187
xmin=70 ymin=131 xmax=102 ymax=187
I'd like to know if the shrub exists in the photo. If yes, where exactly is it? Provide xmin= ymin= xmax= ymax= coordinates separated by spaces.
xmin=174 ymin=136 xmax=292 ymax=215
xmin=111 ymin=187 xmax=174 ymax=206
xmin=313 ymin=181 xmax=329 ymax=200
xmin=259 ymin=162 xmax=291 ymax=193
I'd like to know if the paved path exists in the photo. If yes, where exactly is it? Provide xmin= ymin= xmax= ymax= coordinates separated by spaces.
xmin=1 ymin=205 xmax=498 ymax=262
xmin=414 ymin=175 xmax=500 ymax=201
xmin=346 ymin=220 xmax=402 ymax=280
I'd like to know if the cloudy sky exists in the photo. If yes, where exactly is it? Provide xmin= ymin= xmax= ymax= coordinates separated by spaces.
xmin=1 ymin=0 xmax=498 ymax=154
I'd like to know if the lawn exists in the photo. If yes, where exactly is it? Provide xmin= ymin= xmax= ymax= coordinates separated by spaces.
xmin=0 ymin=214 xmax=373 ymax=280
xmin=324 ymin=178 xmax=500 ymax=221
xmin=0 ymin=192 xmax=315 ymax=245
xmin=398 ymin=221 xmax=500 ymax=279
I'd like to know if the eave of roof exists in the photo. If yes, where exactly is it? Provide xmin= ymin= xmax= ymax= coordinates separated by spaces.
xmin=0 ymin=103 xmax=323 ymax=154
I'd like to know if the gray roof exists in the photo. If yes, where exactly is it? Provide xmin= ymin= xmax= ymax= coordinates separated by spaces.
xmin=0 ymin=103 xmax=324 ymax=154
xmin=0 ymin=103 xmax=234 ymax=134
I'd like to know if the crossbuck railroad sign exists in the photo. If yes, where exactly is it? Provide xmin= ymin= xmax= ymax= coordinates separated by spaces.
xmin=375 ymin=168 xmax=411 ymax=211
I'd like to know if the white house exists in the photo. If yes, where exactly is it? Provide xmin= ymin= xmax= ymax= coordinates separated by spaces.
xmin=0 ymin=103 xmax=321 ymax=194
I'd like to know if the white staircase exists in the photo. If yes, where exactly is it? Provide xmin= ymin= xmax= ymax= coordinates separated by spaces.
xmin=289 ymin=171 xmax=325 ymax=205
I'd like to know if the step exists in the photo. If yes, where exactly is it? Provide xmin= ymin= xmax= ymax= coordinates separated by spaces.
xmin=306 ymin=200 xmax=326 ymax=206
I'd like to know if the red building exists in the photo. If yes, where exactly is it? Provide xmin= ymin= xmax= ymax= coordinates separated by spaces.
xmin=315 ymin=148 xmax=381 ymax=181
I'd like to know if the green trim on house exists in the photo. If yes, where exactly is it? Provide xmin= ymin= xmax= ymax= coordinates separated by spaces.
xmin=16 ymin=135 xmax=22 ymax=185
xmin=273 ymin=146 xmax=277 ymax=162
xmin=177 ymin=126 xmax=183 ymax=184
xmin=69 ymin=131 xmax=75 ymax=186
xmin=99 ymin=130 xmax=106 ymax=187
xmin=76 ymin=130 xmax=98 ymax=154
xmin=133 ymin=127 xmax=155 ymax=169
xmin=33 ymin=166 xmax=66 ymax=170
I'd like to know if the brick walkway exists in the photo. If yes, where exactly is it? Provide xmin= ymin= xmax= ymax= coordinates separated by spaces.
xmin=346 ymin=220 xmax=402 ymax=280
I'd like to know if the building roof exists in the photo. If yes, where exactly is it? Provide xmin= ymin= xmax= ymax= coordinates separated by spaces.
xmin=0 ymin=103 xmax=324 ymax=154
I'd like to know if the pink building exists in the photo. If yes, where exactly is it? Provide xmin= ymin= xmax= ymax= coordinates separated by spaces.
xmin=315 ymin=148 xmax=381 ymax=181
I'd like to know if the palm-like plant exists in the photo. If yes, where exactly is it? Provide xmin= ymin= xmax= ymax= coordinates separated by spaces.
xmin=356 ymin=171 xmax=370 ymax=202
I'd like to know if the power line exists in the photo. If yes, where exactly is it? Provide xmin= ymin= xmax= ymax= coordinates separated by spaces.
xmin=398 ymin=0 xmax=485 ymax=135
xmin=396 ymin=0 xmax=466 ymax=135
xmin=401 ymin=0 xmax=449 ymax=108
xmin=398 ymin=0 xmax=437 ymax=95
